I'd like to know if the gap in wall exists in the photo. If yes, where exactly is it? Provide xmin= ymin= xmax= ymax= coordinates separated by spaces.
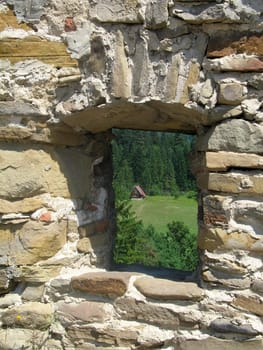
xmin=111 ymin=128 xmax=199 ymax=277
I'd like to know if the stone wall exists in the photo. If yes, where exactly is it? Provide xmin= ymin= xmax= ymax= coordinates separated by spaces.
xmin=0 ymin=0 xmax=262 ymax=349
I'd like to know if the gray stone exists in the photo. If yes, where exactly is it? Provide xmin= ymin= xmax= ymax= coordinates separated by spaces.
xmin=0 ymin=293 xmax=21 ymax=308
xmin=252 ymin=279 xmax=263 ymax=294
xmin=89 ymin=0 xmax=143 ymax=23
xmin=6 ymin=0 xmax=47 ymax=23
xmin=196 ymin=119 xmax=263 ymax=154
xmin=57 ymin=301 xmax=111 ymax=323
xmin=0 ymin=101 xmax=44 ymax=116
xmin=202 ymin=270 xmax=251 ymax=290
xmin=145 ymin=0 xmax=169 ymax=29
xmin=218 ymin=82 xmax=245 ymax=105
xmin=134 ymin=277 xmax=204 ymax=301
xmin=210 ymin=317 xmax=260 ymax=336
xmin=22 ymin=283 xmax=44 ymax=301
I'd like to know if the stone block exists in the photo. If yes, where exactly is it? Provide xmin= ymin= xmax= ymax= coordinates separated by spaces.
xmin=232 ymin=294 xmax=263 ymax=316
xmin=0 ymin=37 xmax=78 ymax=67
xmin=57 ymin=301 xmax=111 ymax=323
xmin=203 ymin=55 xmax=263 ymax=72
xmin=112 ymin=31 xmax=132 ymax=99
xmin=198 ymin=225 xmax=263 ymax=252
xmin=206 ymin=171 xmax=263 ymax=194
xmin=0 ymin=144 xmax=93 ymax=199
xmin=0 ymin=9 xmax=32 ymax=31
xmin=22 ymin=283 xmax=44 ymax=301
xmin=178 ymin=337 xmax=263 ymax=350
xmin=1 ymin=302 xmax=53 ymax=330
xmin=202 ymin=270 xmax=251 ymax=289
xmin=134 ymin=277 xmax=204 ymax=301
xmin=71 ymin=272 xmax=135 ymax=297
xmin=88 ymin=0 xmax=143 ymax=23
xmin=218 ymin=82 xmax=244 ymax=105
xmin=0 ymin=328 xmax=48 ymax=350
xmin=145 ymin=0 xmax=169 ymax=29
xmin=209 ymin=317 xmax=259 ymax=336
xmin=252 ymin=279 xmax=263 ymax=294
xmin=0 ymin=221 xmax=67 ymax=265
xmin=115 ymin=297 xmax=201 ymax=328
xmin=19 ymin=264 xmax=62 ymax=283
xmin=0 ymin=197 xmax=43 ymax=214
xmin=205 ymin=152 xmax=263 ymax=171
xmin=196 ymin=119 xmax=263 ymax=154
xmin=207 ymin=32 xmax=263 ymax=58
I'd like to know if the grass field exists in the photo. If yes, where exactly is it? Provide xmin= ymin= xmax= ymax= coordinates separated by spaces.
xmin=131 ymin=195 xmax=198 ymax=235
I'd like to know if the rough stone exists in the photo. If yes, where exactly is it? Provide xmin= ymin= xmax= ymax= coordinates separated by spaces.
xmin=0 ymin=328 xmax=48 ymax=350
xmin=134 ymin=277 xmax=204 ymax=301
xmin=115 ymin=297 xmax=180 ymax=328
xmin=207 ymin=32 xmax=263 ymax=58
xmin=178 ymin=337 xmax=263 ymax=350
xmin=202 ymin=270 xmax=251 ymax=289
xmin=0 ymin=220 xmax=67 ymax=265
xmin=198 ymin=225 xmax=263 ymax=252
xmin=196 ymin=119 xmax=263 ymax=154
xmin=252 ymin=279 xmax=263 ymax=294
xmin=112 ymin=30 xmax=132 ymax=99
xmin=205 ymin=151 xmax=263 ymax=171
xmin=88 ymin=0 xmax=143 ymax=23
xmin=218 ymin=82 xmax=245 ymax=105
xmin=22 ymin=283 xmax=44 ymax=301
xmin=209 ymin=317 xmax=259 ymax=336
xmin=0 ymin=36 xmax=78 ymax=67
xmin=0 ymin=293 xmax=21 ymax=308
xmin=57 ymin=301 xmax=111 ymax=323
xmin=1 ymin=302 xmax=53 ymax=329
xmin=71 ymin=272 xmax=134 ymax=297
xmin=0 ymin=144 xmax=93 ymax=199
xmin=206 ymin=171 xmax=263 ymax=194
xmin=0 ymin=196 xmax=43 ymax=214
xmin=204 ymin=55 xmax=263 ymax=72
xmin=232 ymin=294 xmax=263 ymax=316
xmin=18 ymin=264 xmax=62 ymax=283
xmin=145 ymin=0 xmax=169 ymax=29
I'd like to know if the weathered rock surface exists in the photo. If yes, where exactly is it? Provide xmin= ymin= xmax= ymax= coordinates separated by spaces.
xmin=177 ymin=337 xmax=263 ymax=350
xmin=71 ymin=272 xmax=135 ymax=297
xmin=1 ymin=302 xmax=53 ymax=329
xmin=134 ymin=277 xmax=204 ymax=301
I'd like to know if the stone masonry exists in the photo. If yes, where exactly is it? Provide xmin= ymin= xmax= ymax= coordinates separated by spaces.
xmin=0 ymin=0 xmax=262 ymax=349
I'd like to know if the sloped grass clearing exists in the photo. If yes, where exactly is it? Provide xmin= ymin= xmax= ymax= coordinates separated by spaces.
xmin=131 ymin=195 xmax=198 ymax=235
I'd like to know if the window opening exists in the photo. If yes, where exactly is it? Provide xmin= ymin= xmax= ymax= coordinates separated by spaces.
xmin=111 ymin=129 xmax=198 ymax=274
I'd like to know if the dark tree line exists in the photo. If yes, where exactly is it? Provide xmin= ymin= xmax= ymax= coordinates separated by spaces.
xmin=112 ymin=129 xmax=196 ymax=199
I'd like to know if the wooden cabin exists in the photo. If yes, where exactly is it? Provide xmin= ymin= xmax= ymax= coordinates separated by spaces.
xmin=130 ymin=185 xmax=146 ymax=199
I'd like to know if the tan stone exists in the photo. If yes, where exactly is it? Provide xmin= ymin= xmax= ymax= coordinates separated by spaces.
xmin=0 ymin=9 xmax=31 ymax=31
xmin=0 ymin=197 xmax=43 ymax=214
xmin=0 ymin=221 xmax=67 ymax=265
xmin=112 ymin=31 xmax=132 ymax=98
xmin=180 ymin=61 xmax=200 ymax=104
xmin=134 ymin=277 xmax=204 ymax=301
xmin=205 ymin=152 xmax=263 ymax=171
xmin=207 ymin=171 xmax=263 ymax=194
xmin=0 ymin=145 xmax=93 ymax=199
xmin=0 ymin=37 xmax=77 ymax=67
xmin=22 ymin=283 xmax=45 ymax=302
xmin=71 ymin=272 xmax=134 ymax=297
xmin=0 ymin=328 xmax=48 ymax=350
xmin=19 ymin=264 xmax=62 ymax=283
xmin=165 ymin=55 xmax=180 ymax=101
xmin=57 ymin=301 xmax=111 ymax=322
xmin=232 ymin=294 xmax=263 ymax=316
xmin=77 ymin=237 xmax=93 ymax=253
xmin=178 ymin=337 xmax=263 ymax=350
xmin=1 ymin=302 xmax=53 ymax=330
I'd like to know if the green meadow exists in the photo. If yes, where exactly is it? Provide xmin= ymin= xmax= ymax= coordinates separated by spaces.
xmin=131 ymin=195 xmax=198 ymax=235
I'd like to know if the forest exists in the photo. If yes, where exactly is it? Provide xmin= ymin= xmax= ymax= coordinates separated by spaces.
xmin=112 ymin=129 xmax=198 ymax=272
